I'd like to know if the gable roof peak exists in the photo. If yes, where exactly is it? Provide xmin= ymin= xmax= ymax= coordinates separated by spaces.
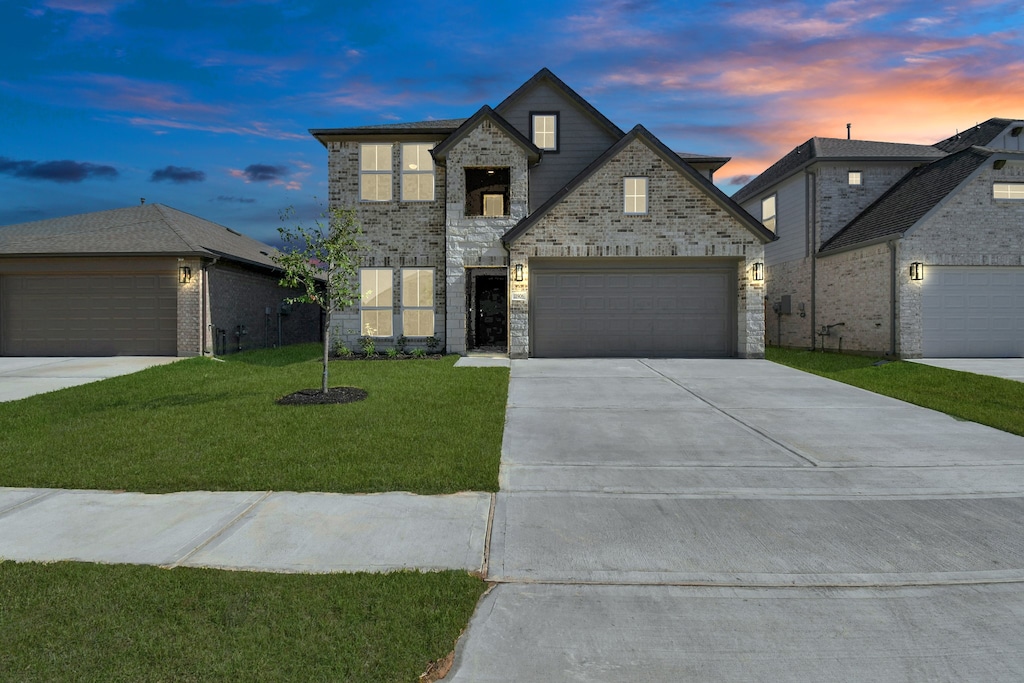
xmin=495 ymin=68 xmax=624 ymax=139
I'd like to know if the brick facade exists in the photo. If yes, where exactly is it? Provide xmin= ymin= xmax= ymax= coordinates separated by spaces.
xmin=508 ymin=138 xmax=766 ymax=358
xmin=176 ymin=256 xmax=203 ymax=356
xmin=816 ymin=244 xmax=892 ymax=353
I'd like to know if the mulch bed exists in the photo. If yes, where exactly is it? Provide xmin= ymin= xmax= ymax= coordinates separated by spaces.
xmin=276 ymin=387 xmax=368 ymax=406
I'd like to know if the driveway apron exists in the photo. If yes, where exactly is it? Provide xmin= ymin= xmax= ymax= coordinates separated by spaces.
xmin=449 ymin=358 xmax=1024 ymax=681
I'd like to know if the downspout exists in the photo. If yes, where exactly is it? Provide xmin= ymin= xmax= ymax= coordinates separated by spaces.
xmin=806 ymin=169 xmax=817 ymax=350
xmin=502 ymin=240 xmax=513 ymax=356
xmin=202 ymin=257 xmax=219 ymax=356
xmin=888 ymin=240 xmax=897 ymax=356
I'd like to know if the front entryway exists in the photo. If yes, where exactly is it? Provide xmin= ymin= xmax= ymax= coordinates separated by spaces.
xmin=467 ymin=269 xmax=507 ymax=353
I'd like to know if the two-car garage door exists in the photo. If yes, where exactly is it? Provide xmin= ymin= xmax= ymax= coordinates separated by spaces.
xmin=922 ymin=266 xmax=1024 ymax=357
xmin=530 ymin=259 xmax=736 ymax=358
xmin=1 ymin=272 xmax=177 ymax=356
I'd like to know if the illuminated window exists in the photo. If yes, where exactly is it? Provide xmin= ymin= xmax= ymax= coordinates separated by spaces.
xmin=848 ymin=171 xmax=862 ymax=185
xmin=401 ymin=143 xmax=435 ymax=201
xmin=624 ymin=177 xmax=648 ymax=214
xmin=360 ymin=144 xmax=392 ymax=202
xmin=483 ymin=194 xmax=504 ymax=217
xmin=531 ymin=113 xmax=558 ymax=151
xmin=401 ymin=268 xmax=434 ymax=337
xmin=993 ymin=182 xmax=1024 ymax=199
xmin=360 ymin=268 xmax=393 ymax=336
xmin=761 ymin=194 xmax=777 ymax=232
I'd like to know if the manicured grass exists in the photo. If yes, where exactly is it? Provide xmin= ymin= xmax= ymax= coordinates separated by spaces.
xmin=0 ymin=561 xmax=486 ymax=682
xmin=767 ymin=347 xmax=1024 ymax=437
xmin=0 ymin=345 xmax=508 ymax=493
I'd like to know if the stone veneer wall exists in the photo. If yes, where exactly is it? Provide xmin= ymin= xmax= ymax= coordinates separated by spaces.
xmin=176 ymin=255 xmax=202 ymax=356
xmin=326 ymin=139 xmax=447 ymax=351
xmin=508 ymin=138 xmax=766 ymax=358
xmin=897 ymin=161 xmax=1024 ymax=357
xmin=443 ymin=121 xmax=529 ymax=354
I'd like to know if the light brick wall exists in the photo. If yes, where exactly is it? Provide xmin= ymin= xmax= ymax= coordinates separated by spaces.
xmin=176 ymin=256 xmax=202 ymax=356
xmin=897 ymin=162 xmax=1024 ymax=357
xmin=816 ymin=162 xmax=921 ymax=243
xmin=326 ymin=139 xmax=447 ymax=351
xmin=443 ymin=121 xmax=529 ymax=354
xmin=509 ymin=138 xmax=766 ymax=358
xmin=764 ymin=257 xmax=814 ymax=349
xmin=816 ymin=244 xmax=892 ymax=353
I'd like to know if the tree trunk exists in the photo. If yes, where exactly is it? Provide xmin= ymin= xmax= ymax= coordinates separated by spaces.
xmin=321 ymin=306 xmax=330 ymax=394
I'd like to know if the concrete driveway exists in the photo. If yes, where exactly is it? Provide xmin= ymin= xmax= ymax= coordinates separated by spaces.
xmin=908 ymin=357 xmax=1024 ymax=383
xmin=449 ymin=358 xmax=1024 ymax=681
xmin=0 ymin=357 xmax=181 ymax=402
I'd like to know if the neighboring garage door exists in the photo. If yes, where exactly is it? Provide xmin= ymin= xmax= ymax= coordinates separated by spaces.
xmin=1 ymin=273 xmax=177 ymax=356
xmin=921 ymin=266 xmax=1024 ymax=357
xmin=531 ymin=259 xmax=736 ymax=358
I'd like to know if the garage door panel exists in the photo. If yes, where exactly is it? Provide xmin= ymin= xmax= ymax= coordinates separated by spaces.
xmin=2 ymin=273 xmax=177 ymax=356
xmin=921 ymin=266 xmax=1024 ymax=357
xmin=531 ymin=261 xmax=735 ymax=358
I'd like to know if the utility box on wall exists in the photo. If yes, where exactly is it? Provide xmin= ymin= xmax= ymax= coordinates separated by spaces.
xmin=779 ymin=294 xmax=792 ymax=315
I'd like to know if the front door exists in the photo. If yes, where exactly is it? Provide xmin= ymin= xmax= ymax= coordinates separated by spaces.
xmin=470 ymin=273 xmax=507 ymax=351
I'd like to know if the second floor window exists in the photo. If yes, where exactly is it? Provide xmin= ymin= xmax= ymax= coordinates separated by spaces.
xmin=624 ymin=177 xmax=648 ymax=214
xmin=532 ymin=113 xmax=558 ymax=151
xmin=762 ymin=194 xmax=777 ymax=232
xmin=993 ymin=182 xmax=1024 ymax=199
xmin=360 ymin=144 xmax=392 ymax=202
xmin=401 ymin=143 xmax=435 ymax=201
xmin=848 ymin=171 xmax=862 ymax=185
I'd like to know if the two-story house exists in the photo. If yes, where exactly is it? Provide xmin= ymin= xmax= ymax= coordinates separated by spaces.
xmin=735 ymin=118 xmax=1024 ymax=358
xmin=312 ymin=69 xmax=774 ymax=359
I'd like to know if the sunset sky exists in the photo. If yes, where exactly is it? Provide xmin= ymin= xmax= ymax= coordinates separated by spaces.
xmin=2 ymin=0 xmax=1023 ymax=245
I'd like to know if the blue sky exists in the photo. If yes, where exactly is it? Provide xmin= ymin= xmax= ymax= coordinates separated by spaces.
xmin=2 ymin=0 xmax=1023 ymax=245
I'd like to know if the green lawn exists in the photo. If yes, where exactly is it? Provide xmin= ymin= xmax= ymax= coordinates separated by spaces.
xmin=0 ymin=560 xmax=486 ymax=683
xmin=0 ymin=345 xmax=508 ymax=494
xmin=767 ymin=347 xmax=1024 ymax=437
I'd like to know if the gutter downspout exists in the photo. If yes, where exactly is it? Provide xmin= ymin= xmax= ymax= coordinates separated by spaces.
xmin=502 ymin=240 xmax=513 ymax=357
xmin=202 ymin=256 xmax=219 ymax=356
xmin=888 ymin=240 xmax=897 ymax=356
xmin=806 ymin=169 xmax=817 ymax=350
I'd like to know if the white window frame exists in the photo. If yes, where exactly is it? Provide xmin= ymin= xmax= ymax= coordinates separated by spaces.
xmin=360 ymin=268 xmax=393 ymax=337
xmin=624 ymin=177 xmax=648 ymax=214
xmin=761 ymin=194 xmax=777 ymax=232
xmin=848 ymin=171 xmax=862 ymax=185
xmin=401 ymin=268 xmax=434 ymax=337
xmin=531 ymin=113 xmax=558 ymax=151
xmin=400 ymin=143 xmax=435 ymax=201
xmin=993 ymin=182 xmax=1024 ymax=199
xmin=359 ymin=143 xmax=392 ymax=202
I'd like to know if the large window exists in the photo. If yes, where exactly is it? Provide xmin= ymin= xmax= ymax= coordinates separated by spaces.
xmin=993 ymin=182 xmax=1024 ymax=199
xmin=531 ymin=113 xmax=558 ymax=151
xmin=401 ymin=268 xmax=434 ymax=337
xmin=360 ymin=268 xmax=393 ymax=336
xmin=624 ymin=177 xmax=648 ymax=214
xmin=401 ymin=143 xmax=435 ymax=201
xmin=360 ymin=144 xmax=392 ymax=202
xmin=761 ymin=194 xmax=777 ymax=232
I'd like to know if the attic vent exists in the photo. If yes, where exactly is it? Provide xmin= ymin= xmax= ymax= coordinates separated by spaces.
xmin=1011 ymin=127 xmax=1023 ymax=137
xmin=226 ymin=227 xmax=242 ymax=236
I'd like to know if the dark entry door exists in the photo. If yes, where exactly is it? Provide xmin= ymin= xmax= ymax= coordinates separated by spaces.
xmin=474 ymin=275 xmax=507 ymax=348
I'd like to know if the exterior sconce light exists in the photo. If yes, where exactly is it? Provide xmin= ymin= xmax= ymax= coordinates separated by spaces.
xmin=514 ymin=263 xmax=524 ymax=282
xmin=179 ymin=266 xmax=192 ymax=284
xmin=909 ymin=262 xmax=923 ymax=281
xmin=752 ymin=262 xmax=764 ymax=281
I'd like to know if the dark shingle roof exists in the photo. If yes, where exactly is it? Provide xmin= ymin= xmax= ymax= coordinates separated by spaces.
xmin=309 ymin=119 xmax=467 ymax=146
xmin=732 ymin=137 xmax=946 ymax=205
xmin=933 ymin=118 xmax=1018 ymax=153
xmin=0 ymin=204 xmax=283 ymax=271
xmin=503 ymin=124 xmax=774 ymax=245
xmin=819 ymin=147 xmax=994 ymax=254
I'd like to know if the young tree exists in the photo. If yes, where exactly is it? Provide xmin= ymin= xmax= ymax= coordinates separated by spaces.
xmin=273 ymin=205 xmax=363 ymax=394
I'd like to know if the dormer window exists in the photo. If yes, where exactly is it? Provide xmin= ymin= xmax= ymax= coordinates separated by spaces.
xmin=531 ymin=113 xmax=559 ymax=151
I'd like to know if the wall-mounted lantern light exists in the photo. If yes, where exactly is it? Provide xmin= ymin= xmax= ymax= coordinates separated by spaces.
xmin=179 ymin=266 xmax=192 ymax=284
xmin=514 ymin=263 xmax=524 ymax=282
xmin=909 ymin=262 xmax=924 ymax=281
xmin=752 ymin=261 xmax=764 ymax=281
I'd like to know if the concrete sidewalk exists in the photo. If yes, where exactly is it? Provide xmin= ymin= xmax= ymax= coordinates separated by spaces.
xmin=0 ymin=357 xmax=181 ymax=402
xmin=0 ymin=488 xmax=491 ymax=573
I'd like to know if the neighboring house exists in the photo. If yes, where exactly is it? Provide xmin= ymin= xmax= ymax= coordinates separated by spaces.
xmin=734 ymin=118 xmax=1024 ymax=358
xmin=0 ymin=203 xmax=320 ymax=356
xmin=312 ymin=68 xmax=774 ymax=359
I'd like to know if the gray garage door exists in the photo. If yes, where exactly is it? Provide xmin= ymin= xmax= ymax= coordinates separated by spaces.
xmin=531 ymin=260 xmax=735 ymax=358
xmin=1 ymin=273 xmax=177 ymax=356
xmin=921 ymin=266 xmax=1024 ymax=357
